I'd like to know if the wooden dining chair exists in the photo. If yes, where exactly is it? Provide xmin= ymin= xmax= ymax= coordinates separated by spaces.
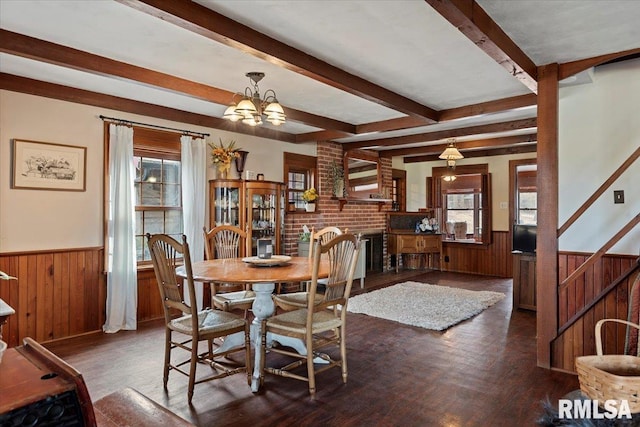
xmin=147 ymin=233 xmax=251 ymax=404
xmin=259 ymin=233 xmax=361 ymax=397
xmin=273 ymin=226 xmax=347 ymax=312
xmin=203 ymin=225 xmax=255 ymax=313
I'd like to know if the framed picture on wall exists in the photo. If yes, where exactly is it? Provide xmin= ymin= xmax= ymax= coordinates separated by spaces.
xmin=11 ymin=139 xmax=87 ymax=191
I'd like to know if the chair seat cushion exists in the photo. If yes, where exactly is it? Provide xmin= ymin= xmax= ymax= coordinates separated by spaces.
xmin=273 ymin=292 xmax=323 ymax=310
xmin=273 ymin=292 xmax=314 ymax=308
xmin=213 ymin=290 xmax=255 ymax=305
xmin=266 ymin=308 xmax=341 ymax=334
xmin=169 ymin=309 xmax=245 ymax=335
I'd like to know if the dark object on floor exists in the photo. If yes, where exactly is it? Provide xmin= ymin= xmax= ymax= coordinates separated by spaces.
xmin=537 ymin=390 xmax=640 ymax=427
xmin=94 ymin=387 xmax=194 ymax=426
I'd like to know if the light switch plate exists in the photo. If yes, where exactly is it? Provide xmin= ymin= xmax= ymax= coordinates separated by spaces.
xmin=614 ymin=190 xmax=624 ymax=204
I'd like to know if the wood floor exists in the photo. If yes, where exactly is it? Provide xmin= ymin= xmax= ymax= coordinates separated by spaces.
xmin=45 ymin=270 xmax=579 ymax=426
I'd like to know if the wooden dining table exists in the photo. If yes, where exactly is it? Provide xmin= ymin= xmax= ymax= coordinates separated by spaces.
xmin=177 ymin=255 xmax=329 ymax=392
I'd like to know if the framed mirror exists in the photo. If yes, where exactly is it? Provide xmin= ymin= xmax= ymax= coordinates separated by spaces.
xmin=343 ymin=149 xmax=381 ymax=198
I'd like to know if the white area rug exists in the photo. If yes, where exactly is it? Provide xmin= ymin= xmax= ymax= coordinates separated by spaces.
xmin=347 ymin=281 xmax=505 ymax=331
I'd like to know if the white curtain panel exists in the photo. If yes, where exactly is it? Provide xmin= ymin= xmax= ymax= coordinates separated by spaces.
xmin=181 ymin=135 xmax=207 ymax=309
xmin=103 ymin=124 xmax=137 ymax=333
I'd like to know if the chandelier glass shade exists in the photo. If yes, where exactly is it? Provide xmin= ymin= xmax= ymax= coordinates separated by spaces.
xmin=439 ymin=142 xmax=464 ymax=161
xmin=223 ymin=72 xmax=286 ymax=127
xmin=440 ymin=139 xmax=463 ymax=182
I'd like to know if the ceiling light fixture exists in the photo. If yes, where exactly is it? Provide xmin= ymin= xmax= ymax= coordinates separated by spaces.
xmin=439 ymin=138 xmax=464 ymax=182
xmin=223 ymin=72 xmax=286 ymax=127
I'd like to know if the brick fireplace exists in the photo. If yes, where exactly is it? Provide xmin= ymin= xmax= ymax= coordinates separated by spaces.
xmin=283 ymin=141 xmax=392 ymax=272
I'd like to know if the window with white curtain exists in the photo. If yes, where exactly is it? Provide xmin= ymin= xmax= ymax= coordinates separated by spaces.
xmin=104 ymin=125 xmax=183 ymax=265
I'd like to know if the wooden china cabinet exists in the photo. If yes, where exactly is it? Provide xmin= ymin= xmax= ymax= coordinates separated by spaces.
xmin=209 ymin=179 xmax=284 ymax=256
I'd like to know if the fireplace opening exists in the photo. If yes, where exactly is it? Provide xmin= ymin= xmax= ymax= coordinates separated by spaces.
xmin=362 ymin=233 xmax=384 ymax=273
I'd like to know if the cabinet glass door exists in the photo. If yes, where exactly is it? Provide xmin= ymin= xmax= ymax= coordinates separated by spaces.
xmin=248 ymin=190 xmax=278 ymax=256
xmin=211 ymin=181 xmax=242 ymax=227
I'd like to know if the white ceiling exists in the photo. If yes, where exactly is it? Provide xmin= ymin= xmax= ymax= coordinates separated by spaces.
xmin=1 ymin=0 xmax=639 ymax=157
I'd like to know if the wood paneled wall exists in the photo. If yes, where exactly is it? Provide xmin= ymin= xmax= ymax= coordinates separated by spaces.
xmin=440 ymin=231 xmax=511 ymax=277
xmin=136 ymin=268 xmax=164 ymax=322
xmin=551 ymin=252 xmax=638 ymax=372
xmin=0 ymin=248 xmax=105 ymax=347
xmin=0 ymin=249 xmax=165 ymax=348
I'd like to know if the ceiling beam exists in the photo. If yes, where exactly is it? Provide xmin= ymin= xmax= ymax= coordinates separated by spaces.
xmin=425 ymin=0 xmax=538 ymax=93
xmin=116 ymin=0 xmax=439 ymax=122
xmin=403 ymin=143 xmax=537 ymax=163
xmin=559 ymin=47 xmax=640 ymax=80
xmin=296 ymin=130 xmax=353 ymax=143
xmin=438 ymin=93 xmax=537 ymax=122
xmin=0 ymin=73 xmax=297 ymax=143
xmin=296 ymin=93 xmax=537 ymax=142
xmin=380 ymin=133 xmax=537 ymax=157
xmin=342 ymin=118 xmax=537 ymax=150
xmin=0 ymin=29 xmax=353 ymax=134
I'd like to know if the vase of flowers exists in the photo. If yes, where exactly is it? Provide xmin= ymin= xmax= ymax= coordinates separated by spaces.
xmin=302 ymin=188 xmax=318 ymax=212
xmin=209 ymin=138 xmax=241 ymax=179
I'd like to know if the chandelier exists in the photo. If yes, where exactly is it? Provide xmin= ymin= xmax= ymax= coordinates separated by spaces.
xmin=223 ymin=72 xmax=286 ymax=127
xmin=439 ymin=138 xmax=464 ymax=182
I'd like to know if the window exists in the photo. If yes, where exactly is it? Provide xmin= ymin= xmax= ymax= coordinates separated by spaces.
xmin=516 ymin=167 xmax=537 ymax=225
xmin=445 ymin=192 xmax=481 ymax=238
xmin=133 ymin=128 xmax=182 ymax=263
xmin=134 ymin=155 xmax=182 ymax=262
xmin=104 ymin=125 xmax=183 ymax=265
xmin=391 ymin=168 xmax=406 ymax=211
xmin=431 ymin=164 xmax=491 ymax=244
xmin=283 ymin=152 xmax=317 ymax=211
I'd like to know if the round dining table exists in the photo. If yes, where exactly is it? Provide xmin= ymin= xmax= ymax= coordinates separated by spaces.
xmin=177 ymin=256 xmax=329 ymax=392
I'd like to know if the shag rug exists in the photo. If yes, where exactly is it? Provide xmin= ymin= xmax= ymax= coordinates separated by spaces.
xmin=347 ymin=281 xmax=505 ymax=331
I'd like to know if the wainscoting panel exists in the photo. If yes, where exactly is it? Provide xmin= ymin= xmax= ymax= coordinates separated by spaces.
xmin=440 ymin=231 xmax=511 ymax=278
xmin=0 ymin=249 xmax=168 ymax=348
xmin=551 ymin=253 xmax=637 ymax=372
xmin=136 ymin=268 xmax=164 ymax=322
xmin=0 ymin=248 xmax=106 ymax=347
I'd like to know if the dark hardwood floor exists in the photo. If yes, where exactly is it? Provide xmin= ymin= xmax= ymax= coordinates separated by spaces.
xmin=45 ymin=271 xmax=578 ymax=426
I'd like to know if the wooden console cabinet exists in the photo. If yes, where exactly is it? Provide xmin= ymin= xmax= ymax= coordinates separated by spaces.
xmin=387 ymin=212 xmax=442 ymax=273
xmin=512 ymin=252 xmax=536 ymax=311
xmin=388 ymin=233 xmax=442 ymax=273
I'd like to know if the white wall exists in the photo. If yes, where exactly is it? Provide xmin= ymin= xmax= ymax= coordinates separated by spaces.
xmin=397 ymin=58 xmax=639 ymax=255
xmin=401 ymin=152 xmax=536 ymax=231
xmin=558 ymin=58 xmax=640 ymax=255
xmin=0 ymin=90 xmax=316 ymax=252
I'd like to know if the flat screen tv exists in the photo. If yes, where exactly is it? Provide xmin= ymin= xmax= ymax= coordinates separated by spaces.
xmin=513 ymin=224 xmax=536 ymax=254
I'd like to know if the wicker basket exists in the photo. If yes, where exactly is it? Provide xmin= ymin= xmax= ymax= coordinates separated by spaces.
xmin=575 ymin=318 xmax=640 ymax=412
xmin=575 ymin=355 xmax=640 ymax=412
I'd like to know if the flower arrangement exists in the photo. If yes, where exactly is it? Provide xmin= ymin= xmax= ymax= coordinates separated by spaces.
xmin=208 ymin=138 xmax=241 ymax=177
xmin=302 ymin=187 xmax=318 ymax=203
xmin=328 ymin=160 xmax=345 ymax=197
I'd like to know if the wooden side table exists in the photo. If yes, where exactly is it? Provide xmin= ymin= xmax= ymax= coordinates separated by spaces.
xmin=512 ymin=252 xmax=536 ymax=311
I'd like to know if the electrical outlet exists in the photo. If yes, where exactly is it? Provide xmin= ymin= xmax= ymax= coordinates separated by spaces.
xmin=614 ymin=190 xmax=625 ymax=204
xmin=500 ymin=202 xmax=508 ymax=209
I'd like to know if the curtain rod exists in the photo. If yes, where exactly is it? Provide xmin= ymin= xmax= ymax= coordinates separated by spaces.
xmin=99 ymin=115 xmax=210 ymax=138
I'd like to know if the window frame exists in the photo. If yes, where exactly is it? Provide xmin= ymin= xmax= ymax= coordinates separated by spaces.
xmin=391 ymin=168 xmax=406 ymax=211
xmin=509 ymin=158 xmax=538 ymax=229
xmin=431 ymin=163 xmax=492 ymax=245
xmin=103 ymin=124 xmax=183 ymax=268
xmin=283 ymin=152 xmax=317 ymax=212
